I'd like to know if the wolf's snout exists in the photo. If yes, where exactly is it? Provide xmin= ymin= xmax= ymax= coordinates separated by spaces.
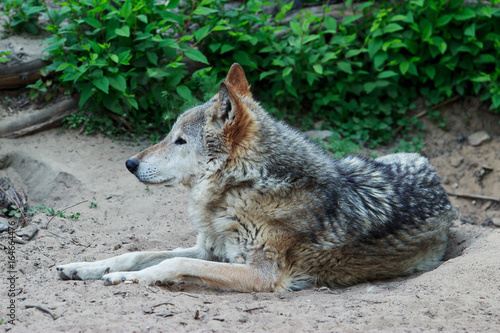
xmin=125 ymin=159 xmax=139 ymax=173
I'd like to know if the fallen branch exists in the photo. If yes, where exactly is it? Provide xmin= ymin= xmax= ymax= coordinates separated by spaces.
xmin=0 ymin=97 xmax=79 ymax=138
xmin=447 ymin=192 xmax=500 ymax=202
xmin=25 ymin=304 xmax=57 ymax=320
xmin=0 ymin=58 xmax=49 ymax=90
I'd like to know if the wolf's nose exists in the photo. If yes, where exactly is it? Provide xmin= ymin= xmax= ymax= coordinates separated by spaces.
xmin=125 ymin=159 xmax=139 ymax=173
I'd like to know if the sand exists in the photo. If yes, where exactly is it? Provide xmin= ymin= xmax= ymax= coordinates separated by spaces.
xmin=1 ymin=96 xmax=500 ymax=332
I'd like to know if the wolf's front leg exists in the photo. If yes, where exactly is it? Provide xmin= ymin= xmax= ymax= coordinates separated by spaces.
xmin=102 ymin=257 xmax=280 ymax=292
xmin=57 ymin=247 xmax=211 ymax=281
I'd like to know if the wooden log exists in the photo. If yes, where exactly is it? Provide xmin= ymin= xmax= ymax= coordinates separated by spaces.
xmin=0 ymin=58 xmax=49 ymax=90
xmin=0 ymin=97 xmax=79 ymax=138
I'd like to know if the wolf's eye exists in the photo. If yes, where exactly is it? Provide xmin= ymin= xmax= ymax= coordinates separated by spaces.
xmin=174 ymin=137 xmax=187 ymax=145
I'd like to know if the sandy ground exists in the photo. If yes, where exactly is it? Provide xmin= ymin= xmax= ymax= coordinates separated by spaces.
xmin=1 ymin=91 xmax=500 ymax=331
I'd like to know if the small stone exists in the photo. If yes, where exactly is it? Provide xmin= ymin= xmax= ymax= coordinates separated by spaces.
xmin=124 ymin=243 xmax=139 ymax=252
xmin=491 ymin=218 xmax=500 ymax=228
xmin=113 ymin=243 xmax=122 ymax=250
xmin=449 ymin=154 xmax=464 ymax=168
xmin=0 ymin=217 xmax=10 ymax=232
xmin=314 ymin=120 xmax=325 ymax=130
xmin=304 ymin=130 xmax=334 ymax=141
xmin=16 ymin=226 xmax=38 ymax=240
xmin=468 ymin=131 xmax=491 ymax=147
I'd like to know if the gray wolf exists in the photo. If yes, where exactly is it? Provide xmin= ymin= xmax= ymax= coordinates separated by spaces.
xmin=57 ymin=64 xmax=455 ymax=292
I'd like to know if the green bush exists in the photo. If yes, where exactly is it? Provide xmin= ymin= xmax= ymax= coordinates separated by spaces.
xmin=202 ymin=0 xmax=500 ymax=147
xmin=40 ymin=0 xmax=227 ymax=135
xmin=27 ymin=0 xmax=500 ymax=146
xmin=1 ymin=0 xmax=44 ymax=35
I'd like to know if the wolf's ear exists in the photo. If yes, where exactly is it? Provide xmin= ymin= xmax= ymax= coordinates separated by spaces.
xmin=212 ymin=82 xmax=255 ymax=149
xmin=224 ymin=63 xmax=252 ymax=97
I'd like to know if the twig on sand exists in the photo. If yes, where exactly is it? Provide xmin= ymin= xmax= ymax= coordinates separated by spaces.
xmin=152 ymin=302 xmax=175 ymax=308
xmin=25 ymin=304 xmax=57 ymax=320
xmin=243 ymin=306 xmax=264 ymax=313
xmin=447 ymin=192 xmax=500 ymax=202
xmin=172 ymin=292 xmax=199 ymax=298
xmin=45 ymin=200 xmax=88 ymax=228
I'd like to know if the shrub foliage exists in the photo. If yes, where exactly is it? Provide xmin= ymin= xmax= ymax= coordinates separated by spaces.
xmin=11 ymin=0 xmax=500 ymax=145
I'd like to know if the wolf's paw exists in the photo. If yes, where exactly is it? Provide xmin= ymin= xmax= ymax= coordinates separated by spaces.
xmin=57 ymin=263 xmax=110 ymax=280
xmin=102 ymin=271 xmax=163 ymax=286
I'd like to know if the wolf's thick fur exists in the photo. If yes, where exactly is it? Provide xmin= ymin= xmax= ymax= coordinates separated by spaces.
xmin=57 ymin=64 xmax=455 ymax=292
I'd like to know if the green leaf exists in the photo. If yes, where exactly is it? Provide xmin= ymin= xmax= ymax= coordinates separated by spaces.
xmin=93 ymin=77 xmax=109 ymax=94
xmin=364 ymin=82 xmax=377 ymax=94
xmin=337 ymin=61 xmax=352 ymax=74
xmin=147 ymin=51 xmax=158 ymax=65
xmin=234 ymin=50 xmax=252 ymax=67
xmin=474 ymin=54 xmax=496 ymax=64
xmin=378 ymin=70 xmax=398 ymax=79
xmin=436 ymin=15 xmax=453 ymax=27
xmin=324 ymin=16 xmax=337 ymax=32
xmin=163 ymin=12 xmax=183 ymax=24
xmin=195 ymin=25 xmax=211 ymax=41
xmin=492 ymin=94 xmax=500 ymax=109
xmin=400 ymin=61 xmax=410 ymax=75
xmin=115 ymin=26 xmax=130 ymax=37
xmin=193 ymin=6 xmax=218 ymax=15
xmin=128 ymin=98 xmax=139 ymax=110
xmin=260 ymin=70 xmax=278 ymax=80
xmin=313 ymin=64 xmax=323 ymax=74
xmin=290 ymin=20 xmax=302 ymax=36
xmin=137 ymin=15 xmax=148 ymax=23
xmin=368 ymin=39 xmax=383 ymax=59
xmin=419 ymin=18 xmax=432 ymax=40
xmin=383 ymin=23 xmax=404 ymax=34
xmin=480 ymin=6 xmax=492 ymax=18
xmin=121 ymin=0 xmax=132 ymax=19
xmin=108 ymin=75 xmax=127 ymax=92
xmin=430 ymin=37 xmax=447 ymax=54
xmin=373 ymin=52 xmax=388 ymax=69
xmin=424 ymin=66 xmax=436 ymax=79
xmin=184 ymin=49 xmax=209 ymax=64
xmin=26 ymin=6 xmax=45 ymax=15
xmin=79 ymin=84 xmax=95 ymax=108
xmin=342 ymin=15 xmax=362 ymax=26
xmin=345 ymin=49 xmax=366 ymax=58
xmin=176 ymin=86 xmax=192 ymax=100
xmin=56 ymin=63 xmax=71 ymax=72
xmin=464 ymin=23 xmax=475 ymax=37
xmin=390 ymin=14 xmax=409 ymax=22
xmin=282 ymin=67 xmax=293 ymax=77
xmin=375 ymin=80 xmax=390 ymax=87
xmin=82 ymin=17 xmax=101 ymax=29
xmin=470 ymin=75 xmax=490 ymax=83
xmin=454 ymin=7 xmax=476 ymax=21
xmin=166 ymin=0 xmax=180 ymax=9
xmin=221 ymin=44 xmax=235 ymax=54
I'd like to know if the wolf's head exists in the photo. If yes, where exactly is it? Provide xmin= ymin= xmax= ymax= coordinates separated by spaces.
xmin=125 ymin=63 xmax=259 ymax=187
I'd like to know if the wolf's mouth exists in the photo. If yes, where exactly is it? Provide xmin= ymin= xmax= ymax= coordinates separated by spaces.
xmin=139 ymin=177 xmax=174 ymax=185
